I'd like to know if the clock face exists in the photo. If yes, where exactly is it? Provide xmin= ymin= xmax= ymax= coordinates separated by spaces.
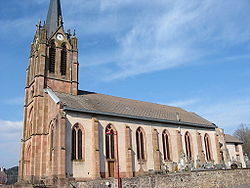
xmin=57 ymin=34 xmax=64 ymax=41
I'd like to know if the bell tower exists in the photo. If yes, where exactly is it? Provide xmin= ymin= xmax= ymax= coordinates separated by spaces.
xmin=19 ymin=0 xmax=78 ymax=183
xmin=44 ymin=0 xmax=78 ymax=95
xmin=25 ymin=0 xmax=78 ymax=97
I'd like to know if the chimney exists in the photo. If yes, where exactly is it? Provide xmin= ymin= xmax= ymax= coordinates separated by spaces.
xmin=176 ymin=112 xmax=181 ymax=122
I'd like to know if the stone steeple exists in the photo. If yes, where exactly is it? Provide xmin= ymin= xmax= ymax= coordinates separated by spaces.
xmin=46 ymin=0 xmax=63 ymax=38
xmin=19 ymin=0 xmax=79 ymax=182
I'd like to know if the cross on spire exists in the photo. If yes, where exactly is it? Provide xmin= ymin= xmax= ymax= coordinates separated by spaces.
xmin=46 ymin=0 xmax=63 ymax=39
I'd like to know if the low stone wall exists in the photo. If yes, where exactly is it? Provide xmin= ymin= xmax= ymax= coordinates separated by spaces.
xmin=3 ymin=169 xmax=250 ymax=188
xmin=77 ymin=168 xmax=250 ymax=188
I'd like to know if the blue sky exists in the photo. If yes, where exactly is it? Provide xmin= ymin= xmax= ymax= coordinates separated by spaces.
xmin=0 ymin=0 xmax=250 ymax=168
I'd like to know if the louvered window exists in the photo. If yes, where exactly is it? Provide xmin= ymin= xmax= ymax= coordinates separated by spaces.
xmin=49 ymin=42 xmax=56 ymax=73
xmin=60 ymin=44 xmax=67 ymax=75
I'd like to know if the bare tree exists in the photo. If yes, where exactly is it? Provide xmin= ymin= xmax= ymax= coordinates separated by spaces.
xmin=233 ymin=123 xmax=250 ymax=157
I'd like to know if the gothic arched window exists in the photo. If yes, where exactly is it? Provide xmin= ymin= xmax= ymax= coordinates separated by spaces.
xmin=71 ymin=123 xmax=84 ymax=160
xmin=72 ymin=129 xmax=76 ymax=160
xmin=49 ymin=42 xmax=56 ymax=73
xmin=162 ymin=130 xmax=171 ymax=161
xmin=60 ymin=44 xmax=67 ymax=75
xmin=136 ymin=127 xmax=146 ymax=161
xmin=105 ymin=125 xmax=115 ymax=160
xmin=204 ymin=134 xmax=212 ymax=161
xmin=185 ymin=132 xmax=192 ymax=160
xmin=78 ymin=129 xmax=83 ymax=159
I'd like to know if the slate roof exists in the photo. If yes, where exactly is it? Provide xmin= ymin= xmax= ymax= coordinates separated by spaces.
xmin=43 ymin=1 xmax=214 ymax=129
xmin=225 ymin=134 xmax=243 ymax=144
xmin=46 ymin=0 xmax=63 ymax=38
xmin=54 ymin=90 xmax=216 ymax=128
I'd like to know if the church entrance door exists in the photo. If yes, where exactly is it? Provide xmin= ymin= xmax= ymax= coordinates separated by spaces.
xmin=108 ymin=161 xmax=115 ymax=177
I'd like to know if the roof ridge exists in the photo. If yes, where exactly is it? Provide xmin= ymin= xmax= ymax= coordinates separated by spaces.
xmin=224 ymin=134 xmax=243 ymax=143
xmin=77 ymin=89 xmax=185 ymax=111
xmin=54 ymin=89 xmax=214 ymax=127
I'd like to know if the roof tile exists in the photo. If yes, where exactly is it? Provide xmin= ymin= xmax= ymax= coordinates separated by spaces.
xmin=54 ymin=90 xmax=215 ymax=127
xmin=225 ymin=134 xmax=243 ymax=144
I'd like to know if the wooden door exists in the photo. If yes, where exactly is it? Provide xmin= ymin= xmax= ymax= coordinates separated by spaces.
xmin=108 ymin=161 xmax=115 ymax=177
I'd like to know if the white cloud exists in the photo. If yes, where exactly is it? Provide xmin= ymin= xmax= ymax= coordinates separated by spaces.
xmin=0 ymin=120 xmax=22 ymax=139
xmin=0 ymin=120 xmax=22 ymax=130
xmin=195 ymin=98 xmax=250 ymax=132
xmin=0 ymin=120 xmax=22 ymax=167
xmin=0 ymin=19 xmax=37 ymax=39
xmin=32 ymin=0 xmax=47 ymax=4
xmin=225 ymin=55 xmax=250 ymax=61
xmin=2 ymin=0 xmax=249 ymax=82
xmin=0 ymin=142 xmax=20 ymax=168
xmin=166 ymin=97 xmax=250 ymax=134
xmin=166 ymin=98 xmax=200 ymax=108
xmin=3 ymin=97 xmax=24 ymax=105
xmin=68 ymin=0 xmax=250 ymax=81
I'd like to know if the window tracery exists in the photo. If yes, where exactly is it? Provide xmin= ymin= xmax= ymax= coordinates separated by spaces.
xmin=105 ymin=125 xmax=115 ymax=160
xmin=136 ymin=127 xmax=146 ymax=161
xmin=162 ymin=130 xmax=171 ymax=161
xmin=185 ymin=132 xmax=192 ymax=160
xmin=71 ymin=123 xmax=84 ymax=160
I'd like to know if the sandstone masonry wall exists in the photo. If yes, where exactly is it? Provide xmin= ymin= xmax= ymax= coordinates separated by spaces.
xmin=76 ymin=168 xmax=250 ymax=188
xmin=3 ymin=169 xmax=250 ymax=188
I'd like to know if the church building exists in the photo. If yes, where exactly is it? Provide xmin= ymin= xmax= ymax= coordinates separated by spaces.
xmin=18 ymin=0 xmax=245 ymax=184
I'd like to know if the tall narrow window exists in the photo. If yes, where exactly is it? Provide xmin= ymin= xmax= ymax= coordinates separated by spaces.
xmin=185 ymin=132 xmax=192 ymax=160
xmin=78 ymin=129 xmax=82 ymax=160
xmin=105 ymin=125 xmax=115 ymax=160
xmin=49 ymin=42 xmax=56 ymax=73
xmin=204 ymin=134 xmax=212 ymax=161
xmin=71 ymin=123 xmax=84 ymax=160
xmin=136 ymin=127 xmax=146 ymax=160
xmin=72 ymin=129 xmax=76 ymax=160
xmin=162 ymin=130 xmax=171 ymax=161
xmin=60 ymin=44 xmax=67 ymax=75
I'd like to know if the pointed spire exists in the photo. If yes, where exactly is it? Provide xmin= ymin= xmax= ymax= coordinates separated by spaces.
xmin=46 ymin=0 xmax=63 ymax=39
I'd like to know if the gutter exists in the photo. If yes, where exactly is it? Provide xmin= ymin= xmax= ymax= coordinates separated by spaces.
xmin=63 ymin=106 xmax=217 ymax=130
xmin=226 ymin=141 xmax=244 ymax=144
xmin=44 ymin=88 xmax=60 ymax=104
